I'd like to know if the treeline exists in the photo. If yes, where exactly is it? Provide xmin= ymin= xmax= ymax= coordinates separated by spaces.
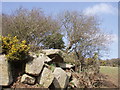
xmin=99 ymin=58 xmax=120 ymax=67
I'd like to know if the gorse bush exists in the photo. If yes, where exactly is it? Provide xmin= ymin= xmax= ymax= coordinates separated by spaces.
xmin=1 ymin=35 xmax=30 ymax=61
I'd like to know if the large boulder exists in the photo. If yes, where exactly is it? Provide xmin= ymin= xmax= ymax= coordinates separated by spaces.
xmin=39 ymin=53 xmax=52 ymax=62
xmin=66 ymin=72 xmax=72 ymax=79
xmin=42 ymin=49 xmax=62 ymax=56
xmin=21 ymin=74 xmax=35 ymax=85
xmin=42 ymin=49 xmax=75 ymax=63
xmin=0 ymin=55 xmax=13 ymax=86
xmin=42 ymin=49 xmax=64 ymax=63
xmin=53 ymin=67 xmax=69 ymax=88
xmin=25 ymin=55 xmax=44 ymax=76
xmin=29 ymin=52 xmax=52 ymax=62
xmin=38 ymin=67 xmax=54 ymax=88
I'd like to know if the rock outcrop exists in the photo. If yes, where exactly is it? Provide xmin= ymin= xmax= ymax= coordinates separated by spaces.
xmin=53 ymin=67 xmax=69 ymax=88
xmin=0 ymin=55 xmax=13 ymax=86
xmin=39 ymin=53 xmax=52 ymax=62
xmin=25 ymin=55 xmax=44 ymax=76
xmin=0 ymin=49 xmax=102 ymax=89
xmin=42 ymin=49 xmax=75 ymax=64
xmin=42 ymin=49 xmax=64 ymax=63
xmin=38 ymin=67 xmax=54 ymax=88
xmin=42 ymin=49 xmax=62 ymax=56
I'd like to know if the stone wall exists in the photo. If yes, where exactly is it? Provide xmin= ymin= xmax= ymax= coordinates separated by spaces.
xmin=0 ymin=49 xmax=102 ymax=89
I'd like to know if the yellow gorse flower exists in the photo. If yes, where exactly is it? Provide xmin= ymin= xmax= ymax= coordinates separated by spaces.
xmin=1 ymin=35 xmax=30 ymax=61
xmin=22 ymin=40 xmax=26 ymax=44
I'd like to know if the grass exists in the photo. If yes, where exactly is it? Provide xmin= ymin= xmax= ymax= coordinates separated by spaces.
xmin=100 ymin=66 xmax=118 ymax=86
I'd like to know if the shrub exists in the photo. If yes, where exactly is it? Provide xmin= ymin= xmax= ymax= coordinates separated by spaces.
xmin=1 ymin=35 xmax=30 ymax=61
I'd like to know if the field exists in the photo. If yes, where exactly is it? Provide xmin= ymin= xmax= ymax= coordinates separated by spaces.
xmin=100 ymin=66 xmax=118 ymax=87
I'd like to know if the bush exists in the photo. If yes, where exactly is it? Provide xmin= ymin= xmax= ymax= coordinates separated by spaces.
xmin=1 ymin=35 xmax=30 ymax=61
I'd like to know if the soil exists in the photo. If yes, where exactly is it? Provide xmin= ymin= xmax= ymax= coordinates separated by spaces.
xmin=10 ymin=76 xmax=44 ymax=88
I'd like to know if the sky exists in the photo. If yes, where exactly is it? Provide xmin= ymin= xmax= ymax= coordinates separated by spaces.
xmin=2 ymin=2 xmax=118 ymax=59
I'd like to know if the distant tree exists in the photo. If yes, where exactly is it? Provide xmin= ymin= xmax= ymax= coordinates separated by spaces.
xmin=42 ymin=33 xmax=65 ymax=49
xmin=99 ymin=58 xmax=119 ymax=67
xmin=107 ymin=58 xmax=119 ymax=67
xmin=99 ymin=60 xmax=107 ymax=66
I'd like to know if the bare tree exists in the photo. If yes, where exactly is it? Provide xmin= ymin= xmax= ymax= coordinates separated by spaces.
xmin=59 ymin=11 xmax=111 ymax=71
xmin=2 ymin=7 xmax=60 ymax=50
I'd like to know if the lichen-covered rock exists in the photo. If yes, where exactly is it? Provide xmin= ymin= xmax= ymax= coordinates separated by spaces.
xmin=0 ymin=55 xmax=13 ymax=86
xmin=38 ymin=67 xmax=54 ymax=88
xmin=58 ymin=63 xmax=75 ymax=69
xmin=42 ymin=49 xmax=75 ymax=63
xmin=42 ymin=49 xmax=62 ymax=56
xmin=29 ymin=52 xmax=52 ymax=62
xmin=53 ymin=67 xmax=69 ymax=88
xmin=66 ymin=72 xmax=72 ymax=79
xmin=21 ymin=74 xmax=35 ymax=85
xmin=42 ymin=49 xmax=64 ymax=63
xmin=25 ymin=55 xmax=44 ymax=76
xmin=39 ymin=53 xmax=52 ymax=62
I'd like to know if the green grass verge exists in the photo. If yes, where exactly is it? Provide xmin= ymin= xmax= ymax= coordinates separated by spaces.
xmin=100 ymin=66 xmax=118 ymax=86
